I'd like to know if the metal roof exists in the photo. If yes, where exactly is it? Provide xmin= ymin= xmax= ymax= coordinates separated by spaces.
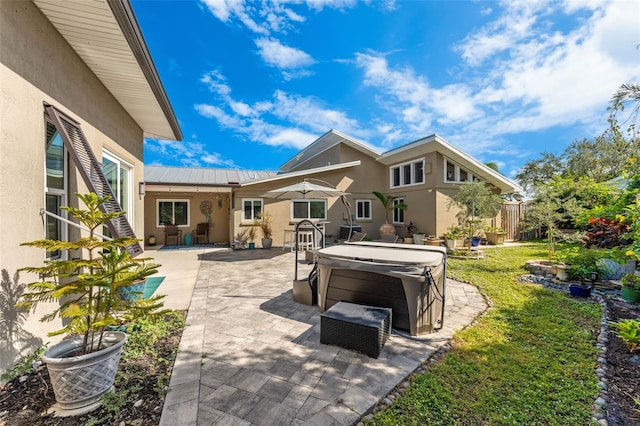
xmin=33 ymin=0 xmax=182 ymax=141
xmin=145 ymin=165 xmax=278 ymax=186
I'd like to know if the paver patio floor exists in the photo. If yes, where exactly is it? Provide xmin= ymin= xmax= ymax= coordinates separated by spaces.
xmin=159 ymin=248 xmax=487 ymax=426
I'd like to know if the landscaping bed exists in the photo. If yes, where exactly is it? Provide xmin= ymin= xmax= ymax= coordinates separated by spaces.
xmin=604 ymin=297 xmax=640 ymax=425
xmin=0 ymin=311 xmax=185 ymax=426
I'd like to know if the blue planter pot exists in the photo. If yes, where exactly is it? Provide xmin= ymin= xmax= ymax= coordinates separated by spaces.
xmin=569 ymin=283 xmax=592 ymax=297
xmin=471 ymin=237 xmax=481 ymax=247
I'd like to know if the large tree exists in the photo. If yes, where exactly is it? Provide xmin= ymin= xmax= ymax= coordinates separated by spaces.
xmin=515 ymin=152 xmax=563 ymax=193
xmin=516 ymin=82 xmax=640 ymax=191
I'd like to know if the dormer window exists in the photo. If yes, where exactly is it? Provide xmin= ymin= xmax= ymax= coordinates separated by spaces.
xmin=390 ymin=158 xmax=425 ymax=188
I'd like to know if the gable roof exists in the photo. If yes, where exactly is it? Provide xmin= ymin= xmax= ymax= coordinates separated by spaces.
xmin=379 ymin=134 xmax=523 ymax=194
xmin=279 ymin=129 xmax=379 ymax=172
xmin=33 ymin=0 xmax=182 ymax=141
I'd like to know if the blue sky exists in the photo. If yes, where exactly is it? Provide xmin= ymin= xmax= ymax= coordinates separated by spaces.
xmin=133 ymin=0 xmax=640 ymax=181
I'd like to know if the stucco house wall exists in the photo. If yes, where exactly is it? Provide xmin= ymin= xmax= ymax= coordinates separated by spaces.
xmin=0 ymin=1 xmax=181 ymax=375
xmin=143 ymin=191 xmax=232 ymax=246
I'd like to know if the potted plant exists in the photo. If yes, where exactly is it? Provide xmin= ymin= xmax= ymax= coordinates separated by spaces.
xmin=372 ymin=191 xmax=407 ymax=238
xmin=18 ymin=193 xmax=164 ymax=415
xmin=444 ymin=226 xmax=462 ymax=250
xmin=256 ymin=212 xmax=273 ymax=249
xmin=621 ymin=273 xmax=640 ymax=302
xmin=247 ymin=226 xmax=257 ymax=249
xmin=233 ymin=229 xmax=248 ymax=249
xmin=404 ymin=221 xmax=417 ymax=244
xmin=485 ymin=226 xmax=507 ymax=245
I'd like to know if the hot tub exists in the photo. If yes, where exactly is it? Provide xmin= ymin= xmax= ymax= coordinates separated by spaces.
xmin=316 ymin=241 xmax=446 ymax=336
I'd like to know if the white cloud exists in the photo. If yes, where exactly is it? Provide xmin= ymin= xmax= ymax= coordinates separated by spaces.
xmin=255 ymin=38 xmax=316 ymax=69
xmin=144 ymin=138 xmax=238 ymax=168
xmin=201 ymin=0 xmax=267 ymax=34
xmin=195 ymin=71 xmax=369 ymax=150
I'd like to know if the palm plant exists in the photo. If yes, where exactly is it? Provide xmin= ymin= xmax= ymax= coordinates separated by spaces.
xmin=372 ymin=191 xmax=407 ymax=223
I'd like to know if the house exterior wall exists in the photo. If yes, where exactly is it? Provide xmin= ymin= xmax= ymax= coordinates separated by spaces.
xmin=143 ymin=191 xmax=231 ymax=246
xmin=231 ymin=148 xmax=388 ymax=247
xmin=0 ymin=1 xmax=145 ymax=374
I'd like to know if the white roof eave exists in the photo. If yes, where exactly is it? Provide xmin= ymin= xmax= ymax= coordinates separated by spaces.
xmin=33 ymin=0 xmax=182 ymax=141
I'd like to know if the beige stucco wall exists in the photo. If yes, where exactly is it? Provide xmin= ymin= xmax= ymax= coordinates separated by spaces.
xmin=143 ymin=191 xmax=232 ymax=246
xmin=0 ymin=1 xmax=146 ymax=374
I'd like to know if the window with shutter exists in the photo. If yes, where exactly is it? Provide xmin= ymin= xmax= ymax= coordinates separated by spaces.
xmin=44 ymin=102 xmax=143 ymax=257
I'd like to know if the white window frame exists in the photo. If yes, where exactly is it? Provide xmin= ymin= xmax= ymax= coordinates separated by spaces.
xmin=390 ymin=158 xmax=425 ymax=188
xmin=45 ymin=120 xmax=67 ymax=260
xmin=392 ymin=197 xmax=405 ymax=225
xmin=355 ymin=199 xmax=372 ymax=221
xmin=102 ymin=150 xmax=134 ymax=224
xmin=242 ymin=198 xmax=263 ymax=223
xmin=156 ymin=199 xmax=190 ymax=228
xmin=291 ymin=199 xmax=327 ymax=221
xmin=445 ymin=158 xmax=481 ymax=183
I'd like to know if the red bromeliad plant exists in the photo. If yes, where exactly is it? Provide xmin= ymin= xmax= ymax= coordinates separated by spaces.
xmin=584 ymin=216 xmax=631 ymax=249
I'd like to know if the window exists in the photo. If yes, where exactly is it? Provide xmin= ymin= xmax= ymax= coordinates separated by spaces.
xmin=355 ymin=200 xmax=371 ymax=220
xmin=157 ymin=200 xmax=189 ymax=227
xmin=102 ymin=151 xmax=133 ymax=223
xmin=393 ymin=198 xmax=405 ymax=224
xmin=45 ymin=121 xmax=66 ymax=259
xmin=292 ymin=199 xmax=326 ymax=220
xmin=390 ymin=158 xmax=425 ymax=188
xmin=242 ymin=199 xmax=263 ymax=222
xmin=444 ymin=159 xmax=480 ymax=183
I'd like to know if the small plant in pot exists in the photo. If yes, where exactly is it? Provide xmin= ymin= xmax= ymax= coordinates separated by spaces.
xmin=256 ymin=212 xmax=273 ymax=249
xmin=485 ymin=226 xmax=507 ymax=245
xmin=17 ymin=193 xmax=165 ymax=415
xmin=621 ymin=273 xmax=640 ymax=303
xmin=247 ymin=226 xmax=257 ymax=249
xmin=404 ymin=221 xmax=417 ymax=244
xmin=444 ymin=225 xmax=463 ymax=250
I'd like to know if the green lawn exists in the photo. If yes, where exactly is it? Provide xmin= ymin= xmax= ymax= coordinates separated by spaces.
xmin=367 ymin=243 xmax=602 ymax=426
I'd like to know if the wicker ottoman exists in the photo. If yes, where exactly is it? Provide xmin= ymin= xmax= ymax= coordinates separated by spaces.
xmin=320 ymin=302 xmax=392 ymax=358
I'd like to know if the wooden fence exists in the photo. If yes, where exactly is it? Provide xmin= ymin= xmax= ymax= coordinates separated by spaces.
xmin=501 ymin=202 xmax=540 ymax=241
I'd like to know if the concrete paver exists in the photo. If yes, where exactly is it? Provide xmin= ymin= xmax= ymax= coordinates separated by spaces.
xmin=157 ymin=247 xmax=488 ymax=425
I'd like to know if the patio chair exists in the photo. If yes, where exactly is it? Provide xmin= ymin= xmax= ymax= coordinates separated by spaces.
xmin=348 ymin=231 xmax=366 ymax=242
xmin=164 ymin=224 xmax=182 ymax=246
xmin=195 ymin=222 xmax=209 ymax=244
xmin=380 ymin=234 xmax=399 ymax=243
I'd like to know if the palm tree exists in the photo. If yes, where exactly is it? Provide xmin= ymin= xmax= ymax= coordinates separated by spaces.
xmin=372 ymin=191 xmax=407 ymax=223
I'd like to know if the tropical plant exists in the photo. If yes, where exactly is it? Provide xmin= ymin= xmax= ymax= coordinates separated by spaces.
xmin=17 ymin=193 xmax=165 ymax=355
xmin=610 ymin=318 xmax=640 ymax=353
xmin=247 ymin=226 xmax=257 ymax=242
xmin=255 ymin=212 xmax=273 ymax=239
xmin=584 ymin=216 xmax=631 ymax=248
xmin=621 ymin=273 xmax=640 ymax=289
xmin=448 ymin=182 xmax=502 ymax=248
xmin=372 ymin=191 xmax=407 ymax=223
xmin=620 ymin=198 xmax=640 ymax=260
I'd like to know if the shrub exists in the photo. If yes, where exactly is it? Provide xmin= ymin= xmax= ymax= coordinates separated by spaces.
xmin=584 ymin=217 xmax=631 ymax=248
xmin=610 ymin=319 xmax=640 ymax=353
xmin=621 ymin=273 xmax=640 ymax=289
xmin=558 ymin=247 xmax=610 ymax=281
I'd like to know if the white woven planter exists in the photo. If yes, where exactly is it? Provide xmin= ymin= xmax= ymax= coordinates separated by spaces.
xmin=43 ymin=331 xmax=127 ymax=416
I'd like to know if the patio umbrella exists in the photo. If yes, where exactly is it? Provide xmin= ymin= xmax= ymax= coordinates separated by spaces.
xmin=261 ymin=180 xmax=348 ymax=199
xmin=261 ymin=179 xmax=351 ymax=281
